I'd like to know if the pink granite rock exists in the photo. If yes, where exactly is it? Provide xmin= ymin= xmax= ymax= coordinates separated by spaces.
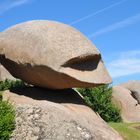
xmin=0 ymin=20 xmax=111 ymax=89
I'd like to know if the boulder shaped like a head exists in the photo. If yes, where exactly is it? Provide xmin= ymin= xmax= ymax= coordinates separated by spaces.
xmin=0 ymin=20 xmax=112 ymax=89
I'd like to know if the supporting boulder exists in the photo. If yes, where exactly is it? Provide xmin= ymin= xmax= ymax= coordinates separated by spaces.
xmin=3 ymin=88 xmax=122 ymax=140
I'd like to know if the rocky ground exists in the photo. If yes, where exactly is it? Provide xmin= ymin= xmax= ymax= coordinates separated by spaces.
xmin=3 ymin=88 xmax=122 ymax=140
xmin=11 ymin=104 xmax=93 ymax=140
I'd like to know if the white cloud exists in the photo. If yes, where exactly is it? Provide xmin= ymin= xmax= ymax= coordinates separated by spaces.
xmin=106 ymin=50 xmax=140 ymax=78
xmin=0 ymin=0 xmax=32 ymax=14
xmin=89 ymin=13 xmax=140 ymax=38
xmin=69 ymin=0 xmax=127 ymax=25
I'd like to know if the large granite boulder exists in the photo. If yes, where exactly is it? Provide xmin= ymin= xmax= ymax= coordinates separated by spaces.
xmin=112 ymin=81 xmax=140 ymax=122
xmin=119 ymin=80 xmax=140 ymax=104
xmin=3 ymin=88 xmax=122 ymax=140
xmin=0 ymin=20 xmax=111 ymax=89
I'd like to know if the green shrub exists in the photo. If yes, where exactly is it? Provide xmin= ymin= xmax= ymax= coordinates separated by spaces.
xmin=0 ymin=100 xmax=15 ymax=140
xmin=0 ymin=79 xmax=28 ymax=91
xmin=77 ymin=85 xmax=122 ymax=122
xmin=0 ymin=79 xmax=26 ymax=139
xmin=0 ymin=92 xmax=2 ymax=101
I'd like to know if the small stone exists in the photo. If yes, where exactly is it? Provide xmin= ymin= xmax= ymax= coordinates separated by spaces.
xmin=36 ymin=109 xmax=41 ymax=113
xmin=77 ymin=126 xmax=82 ymax=131
xmin=28 ymin=115 xmax=34 ymax=120
xmin=66 ymin=133 xmax=70 ymax=137
xmin=26 ymin=108 xmax=34 ymax=114
xmin=16 ymin=117 xmax=22 ymax=123
xmin=34 ymin=127 xmax=40 ymax=133
xmin=31 ymin=136 xmax=38 ymax=140
xmin=34 ymin=114 xmax=39 ymax=119
xmin=81 ymin=131 xmax=86 ymax=135
xmin=84 ymin=133 xmax=91 ymax=139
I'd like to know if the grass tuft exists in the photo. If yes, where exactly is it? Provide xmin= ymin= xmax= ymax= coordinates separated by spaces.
xmin=109 ymin=122 xmax=140 ymax=140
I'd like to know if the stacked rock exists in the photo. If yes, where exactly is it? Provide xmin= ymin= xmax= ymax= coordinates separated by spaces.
xmin=0 ymin=20 xmax=111 ymax=89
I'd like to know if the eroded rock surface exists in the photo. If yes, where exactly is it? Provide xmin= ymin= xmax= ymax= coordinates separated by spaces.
xmin=3 ymin=88 xmax=122 ymax=140
xmin=112 ymin=80 xmax=140 ymax=122
xmin=0 ymin=20 xmax=111 ymax=89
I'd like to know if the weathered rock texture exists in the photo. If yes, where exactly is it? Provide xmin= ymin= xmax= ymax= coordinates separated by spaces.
xmin=0 ymin=20 xmax=111 ymax=89
xmin=3 ymin=88 xmax=122 ymax=140
xmin=112 ymin=80 xmax=140 ymax=122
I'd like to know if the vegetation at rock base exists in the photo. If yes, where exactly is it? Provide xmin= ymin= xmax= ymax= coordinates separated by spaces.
xmin=0 ymin=79 xmax=27 ymax=140
xmin=109 ymin=122 xmax=140 ymax=140
xmin=77 ymin=85 xmax=122 ymax=122
xmin=0 ymin=79 xmax=28 ymax=91
xmin=0 ymin=100 xmax=15 ymax=140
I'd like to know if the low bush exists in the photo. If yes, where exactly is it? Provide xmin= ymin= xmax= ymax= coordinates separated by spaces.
xmin=77 ymin=85 xmax=122 ymax=122
xmin=0 ymin=100 xmax=15 ymax=140
xmin=0 ymin=79 xmax=28 ymax=91
xmin=0 ymin=79 xmax=27 ymax=139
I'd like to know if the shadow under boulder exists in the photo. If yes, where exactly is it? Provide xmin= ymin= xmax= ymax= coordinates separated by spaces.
xmin=3 ymin=87 xmax=122 ymax=140
xmin=9 ymin=86 xmax=85 ymax=105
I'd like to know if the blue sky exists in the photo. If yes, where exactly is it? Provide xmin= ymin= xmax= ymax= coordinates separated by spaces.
xmin=0 ymin=0 xmax=140 ymax=84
